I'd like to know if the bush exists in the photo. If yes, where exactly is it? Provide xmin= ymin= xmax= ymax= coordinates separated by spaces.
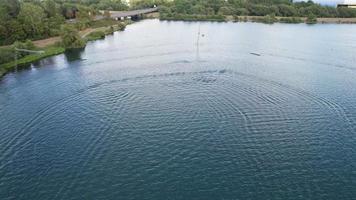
xmin=235 ymin=8 xmax=249 ymax=16
xmin=0 ymin=40 xmax=36 ymax=65
xmin=306 ymin=14 xmax=317 ymax=24
xmin=337 ymin=7 xmax=356 ymax=18
xmin=159 ymin=6 xmax=171 ymax=14
xmin=117 ymin=22 xmax=127 ymax=31
xmin=248 ymin=4 xmax=278 ymax=16
xmin=85 ymin=31 xmax=106 ymax=41
xmin=218 ymin=6 xmax=235 ymax=15
xmin=60 ymin=25 xmax=86 ymax=49
xmin=278 ymin=4 xmax=298 ymax=17
xmin=105 ymin=23 xmax=127 ymax=35
xmin=0 ymin=47 xmax=15 ymax=65
xmin=13 ymin=40 xmax=36 ymax=51
xmin=74 ymin=20 xmax=90 ymax=30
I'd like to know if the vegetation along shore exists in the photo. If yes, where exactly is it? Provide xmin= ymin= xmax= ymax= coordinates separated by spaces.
xmin=157 ymin=0 xmax=356 ymax=23
xmin=0 ymin=0 xmax=132 ymax=78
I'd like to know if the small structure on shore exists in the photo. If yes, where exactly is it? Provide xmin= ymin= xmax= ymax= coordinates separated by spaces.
xmin=337 ymin=0 xmax=356 ymax=8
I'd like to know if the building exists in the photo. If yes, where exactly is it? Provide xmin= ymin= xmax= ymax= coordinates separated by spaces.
xmin=337 ymin=0 xmax=356 ymax=8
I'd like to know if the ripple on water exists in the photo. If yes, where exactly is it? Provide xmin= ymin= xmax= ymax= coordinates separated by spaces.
xmin=1 ymin=69 xmax=355 ymax=199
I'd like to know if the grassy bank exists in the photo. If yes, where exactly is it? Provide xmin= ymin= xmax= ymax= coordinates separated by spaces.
xmin=85 ymin=22 xmax=128 ymax=41
xmin=0 ymin=19 xmax=129 ymax=79
xmin=0 ymin=46 xmax=65 ymax=77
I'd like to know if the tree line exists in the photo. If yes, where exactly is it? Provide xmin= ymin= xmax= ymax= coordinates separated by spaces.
xmin=158 ymin=0 xmax=356 ymax=19
xmin=2 ymin=0 xmax=356 ymax=46
xmin=0 ymin=0 xmax=129 ymax=46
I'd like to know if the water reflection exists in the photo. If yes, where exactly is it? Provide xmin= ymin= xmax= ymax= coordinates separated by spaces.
xmin=64 ymin=48 xmax=85 ymax=62
xmin=33 ymin=57 xmax=56 ymax=68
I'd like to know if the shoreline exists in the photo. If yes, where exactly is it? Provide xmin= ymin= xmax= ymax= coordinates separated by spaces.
xmin=146 ymin=12 xmax=356 ymax=24
xmin=0 ymin=46 xmax=65 ymax=78
xmin=161 ymin=15 xmax=356 ymax=24
xmin=2 ymin=14 xmax=356 ymax=79
xmin=0 ymin=20 xmax=130 ymax=79
xmin=234 ymin=16 xmax=356 ymax=24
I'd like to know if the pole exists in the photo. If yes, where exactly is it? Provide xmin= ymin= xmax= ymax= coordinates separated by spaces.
xmin=14 ymin=48 xmax=44 ymax=72
xmin=15 ymin=50 xmax=18 ymax=72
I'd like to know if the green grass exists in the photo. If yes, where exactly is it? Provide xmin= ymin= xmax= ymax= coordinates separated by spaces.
xmin=85 ymin=23 xmax=128 ymax=42
xmin=0 ymin=20 xmax=130 ymax=78
xmin=85 ymin=31 xmax=106 ymax=41
xmin=0 ymin=46 xmax=65 ymax=78
xmin=89 ymin=19 xmax=122 ymax=29
xmin=0 ymin=67 xmax=6 ymax=78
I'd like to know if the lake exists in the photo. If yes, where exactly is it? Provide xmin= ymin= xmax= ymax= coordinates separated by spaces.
xmin=1 ymin=19 xmax=356 ymax=199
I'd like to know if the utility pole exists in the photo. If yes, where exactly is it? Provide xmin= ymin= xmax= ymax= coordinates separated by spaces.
xmin=14 ymin=48 xmax=45 ymax=72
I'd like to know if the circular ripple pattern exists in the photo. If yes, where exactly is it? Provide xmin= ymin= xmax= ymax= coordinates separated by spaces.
xmin=1 ymin=69 xmax=355 ymax=200
xmin=1 ymin=21 xmax=356 ymax=200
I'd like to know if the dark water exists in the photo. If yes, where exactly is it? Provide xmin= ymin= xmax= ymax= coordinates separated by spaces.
xmin=1 ymin=20 xmax=356 ymax=199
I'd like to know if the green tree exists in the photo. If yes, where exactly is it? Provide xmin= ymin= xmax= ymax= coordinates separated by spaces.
xmin=44 ymin=15 xmax=66 ymax=37
xmin=306 ymin=14 xmax=317 ymax=24
xmin=247 ymin=4 xmax=276 ymax=16
xmin=218 ymin=6 xmax=235 ymax=15
xmin=0 ymin=0 xmax=21 ymax=18
xmin=17 ymin=3 xmax=47 ymax=40
xmin=235 ymin=8 xmax=249 ymax=16
xmin=4 ymin=20 xmax=27 ymax=44
xmin=131 ymin=0 xmax=168 ymax=9
xmin=173 ymin=0 xmax=193 ymax=14
xmin=43 ymin=0 xmax=59 ymax=17
xmin=60 ymin=25 xmax=86 ymax=49
xmin=96 ymin=0 xmax=128 ymax=11
xmin=278 ymin=4 xmax=297 ymax=17
xmin=337 ymin=8 xmax=356 ymax=18
xmin=190 ymin=4 xmax=206 ymax=15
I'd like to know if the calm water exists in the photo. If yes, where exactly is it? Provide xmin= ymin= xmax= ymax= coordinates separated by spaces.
xmin=1 ymin=20 xmax=356 ymax=199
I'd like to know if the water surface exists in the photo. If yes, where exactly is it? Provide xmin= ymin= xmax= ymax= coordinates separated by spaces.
xmin=1 ymin=20 xmax=356 ymax=199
